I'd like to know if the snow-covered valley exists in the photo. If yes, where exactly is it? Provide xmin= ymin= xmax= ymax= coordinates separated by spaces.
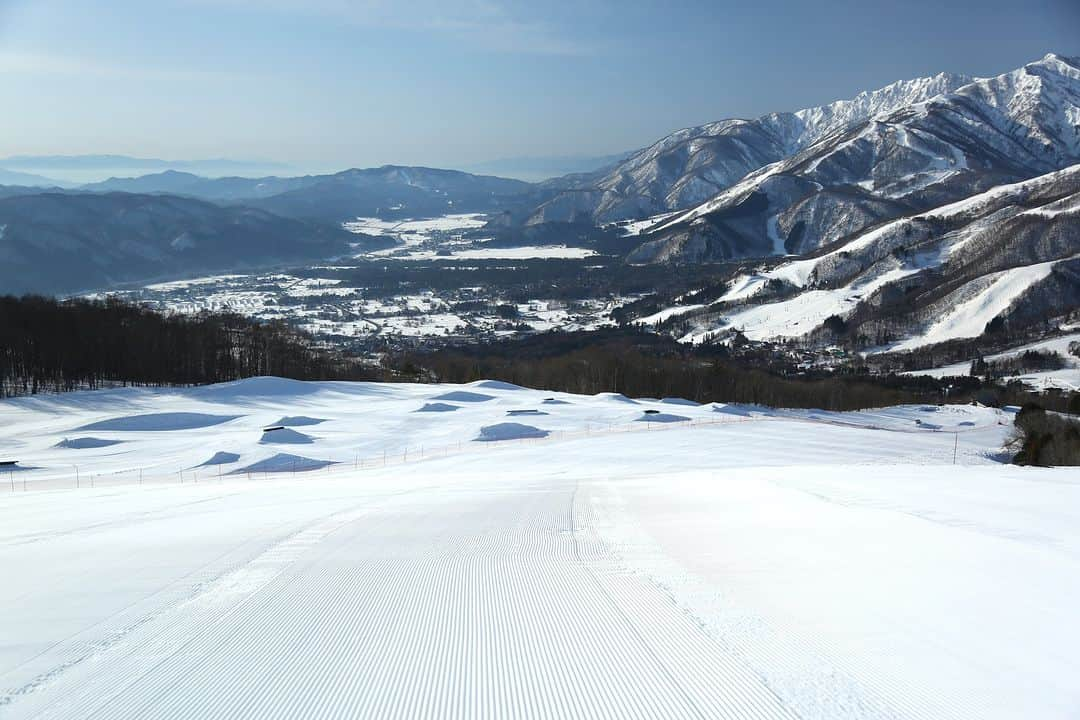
xmin=1 ymin=379 xmax=1077 ymax=718
xmin=98 ymin=213 xmax=619 ymax=347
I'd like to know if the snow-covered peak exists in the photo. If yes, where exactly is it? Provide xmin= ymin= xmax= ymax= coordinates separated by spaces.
xmin=1032 ymin=52 xmax=1080 ymax=77
xmin=779 ymin=71 xmax=971 ymax=153
xmin=627 ymin=72 xmax=972 ymax=170
xmin=905 ymin=51 xmax=1080 ymax=161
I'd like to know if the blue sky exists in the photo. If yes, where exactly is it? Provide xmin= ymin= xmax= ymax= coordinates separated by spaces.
xmin=0 ymin=0 xmax=1076 ymax=172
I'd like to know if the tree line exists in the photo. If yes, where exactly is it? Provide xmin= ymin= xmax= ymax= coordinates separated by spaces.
xmin=386 ymin=330 xmax=977 ymax=411
xmin=1012 ymin=404 xmax=1080 ymax=467
xmin=0 ymin=295 xmax=370 ymax=398
xmin=3 ymin=297 xmax=1075 ymax=422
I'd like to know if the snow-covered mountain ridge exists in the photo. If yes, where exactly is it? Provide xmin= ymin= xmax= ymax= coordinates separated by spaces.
xmin=529 ymin=71 xmax=973 ymax=225
xmin=638 ymin=162 xmax=1080 ymax=358
xmin=626 ymin=53 xmax=1080 ymax=263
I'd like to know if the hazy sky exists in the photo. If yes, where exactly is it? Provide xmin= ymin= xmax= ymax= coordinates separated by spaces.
xmin=0 ymin=0 xmax=1076 ymax=172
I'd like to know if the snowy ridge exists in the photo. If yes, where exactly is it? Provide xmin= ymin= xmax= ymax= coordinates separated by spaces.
xmin=640 ymin=163 xmax=1080 ymax=352
xmin=530 ymin=70 xmax=972 ymax=224
xmin=628 ymin=53 xmax=1080 ymax=265
xmin=781 ymin=71 xmax=971 ymax=154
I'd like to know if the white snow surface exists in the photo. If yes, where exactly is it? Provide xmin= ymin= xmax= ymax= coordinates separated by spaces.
xmin=890 ymin=258 xmax=1067 ymax=351
xmin=0 ymin=378 xmax=1078 ymax=719
xmin=682 ymin=264 xmax=917 ymax=343
xmin=398 ymin=245 xmax=596 ymax=260
xmin=904 ymin=332 xmax=1080 ymax=390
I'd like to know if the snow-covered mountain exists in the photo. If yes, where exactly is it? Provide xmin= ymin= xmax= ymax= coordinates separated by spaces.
xmin=640 ymin=163 xmax=1080 ymax=352
xmin=527 ymin=72 xmax=973 ymax=225
xmin=627 ymin=53 xmax=1080 ymax=264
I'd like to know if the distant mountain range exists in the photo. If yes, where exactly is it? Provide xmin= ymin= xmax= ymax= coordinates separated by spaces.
xmin=77 ymin=165 xmax=542 ymax=223
xmin=0 ymin=167 xmax=69 ymax=188
xmin=0 ymin=53 xmax=1076 ymax=357
xmin=0 ymin=165 xmax=540 ymax=294
xmin=0 ymin=155 xmax=292 ymax=185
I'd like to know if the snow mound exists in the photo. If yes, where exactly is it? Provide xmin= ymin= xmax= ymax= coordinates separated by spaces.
xmin=475 ymin=423 xmax=550 ymax=442
xmin=596 ymin=392 xmax=638 ymax=404
xmin=661 ymin=397 xmax=701 ymax=407
xmin=259 ymin=428 xmax=315 ymax=445
xmin=433 ymin=391 xmax=495 ymax=403
xmin=636 ymin=413 xmax=690 ymax=424
xmin=199 ymin=451 xmax=241 ymax=466
xmin=55 ymin=437 xmax=124 ymax=449
xmin=712 ymin=403 xmax=774 ymax=417
xmin=78 ymin=412 xmax=240 ymax=432
xmin=273 ymin=416 xmax=326 ymax=427
xmin=192 ymin=376 xmax=320 ymax=400
xmin=232 ymin=453 xmax=334 ymax=474
xmin=542 ymin=398 xmax=572 ymax=405
xmin=472 ymin=380 xmax=523 ymax=391
xmin=415 ymin=402 xmax=461 ymax=413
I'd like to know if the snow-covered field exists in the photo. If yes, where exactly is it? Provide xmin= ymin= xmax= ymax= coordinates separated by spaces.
xmin=394 ymin=245 xmax=597 ymax=260
xmin=1 ymin=379 xmax=1078 ymax=719
xmin=102 ymin=211 xmax=613 ymax=342
xmin=904 ymin=332 xmax=1080 ymax=390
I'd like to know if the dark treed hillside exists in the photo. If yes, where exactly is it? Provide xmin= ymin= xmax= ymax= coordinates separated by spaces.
xmin=0 ymin=192 xmax=388 ymax=295
xmin=386 ymin=330 xmax=1079 ymax=413
xmin=3 ymin=300 xmax=1076 ymax=416
xmin=1012 ymin=404 xmax=1080 ymax=466
xmin=0 ymin=296 xmax=371 ymax=397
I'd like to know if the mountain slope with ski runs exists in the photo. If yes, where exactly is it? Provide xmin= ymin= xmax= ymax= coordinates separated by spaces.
xmin=569 ymin=53 xmax=1080 ymax=355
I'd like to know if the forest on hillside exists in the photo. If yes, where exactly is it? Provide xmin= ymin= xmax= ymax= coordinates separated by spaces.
xmin=0 ymin=295 xmax=371 ymax=397
xmin=386 ymin=330 xmax=1080 ymax=414
xmin=2 ymin=296 xmax=1076 ymax=421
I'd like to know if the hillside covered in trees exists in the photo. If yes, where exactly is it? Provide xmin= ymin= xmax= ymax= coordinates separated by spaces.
xmin=0 ymin=295 xmax=370 ymax=397
xmin=386 ymin=330 xmax=1078 ymax=413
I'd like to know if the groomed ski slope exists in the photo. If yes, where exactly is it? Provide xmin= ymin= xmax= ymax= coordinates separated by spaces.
xmin=1 ymin=379 xmax=1078 ymax=719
